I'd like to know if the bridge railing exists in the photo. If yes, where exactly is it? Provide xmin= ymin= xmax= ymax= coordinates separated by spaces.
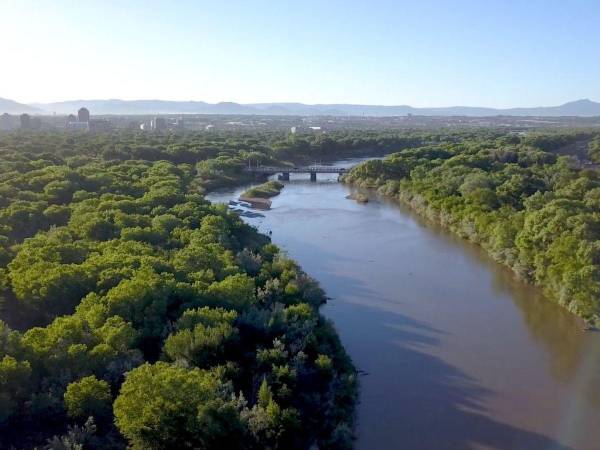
xmin=243 ymin=166 xmax=348 ymax=174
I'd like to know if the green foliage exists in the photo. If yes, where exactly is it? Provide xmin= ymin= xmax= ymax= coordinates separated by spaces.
xmin=241 ymin=181 xmax=284 ymax=199
xmin=176 ymin=306 xmax=238 ymax=329
xmin=0 ymin=355 xmax=31 ymax=423
xmin=113 ymin=362 xmax=245 ymax=450
xmin=589 ymin=136 xmax=600 ymax=163
xmin=345 ymin=131 xmax=600 ymax=323
xmin=64 ymin=375 xmax=112 ymax=419
xmin=257 ymin=377 xmax=272 ymax=408
xmin=163 ymin=322 xmax=238 ymax=366
xmin=315 ymin=354 xmax=334 ymax=373
xmin=205 ymin=273 xmax=256 ymax=310
xmin=0 ymin=130 xmax=358 ymax=449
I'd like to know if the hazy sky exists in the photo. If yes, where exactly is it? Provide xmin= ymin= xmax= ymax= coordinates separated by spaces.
xmin=2 ymin=0 xmax=599 ymax=107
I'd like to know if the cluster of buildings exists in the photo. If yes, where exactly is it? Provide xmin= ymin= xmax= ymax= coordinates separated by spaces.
xmin=65 ymin=107 xmax=112 ymax=132
xmin=0 ymin=107 xmax=113 ymax=132
xmin=0 ymin=108 xmax=186 ymax=133
xmin=2 ymin=113 xmax=46 ymax=131
xmin=63 ymin=109 xmax=187 ymax=133
xmin=290 ymin=125 xmax=322 ymax=134
xmin=65 ymin=107 xmax=90 ymax=131
xmin=139 ymin=116 xmax=184 ymax=132
xmin=2 ymin=113 xmax=43 ymax=131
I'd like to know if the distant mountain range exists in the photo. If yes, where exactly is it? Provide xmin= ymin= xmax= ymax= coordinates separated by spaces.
xmin=0 ymin=98 xmax=43 ymax=114
xmin=2 ymin=97 xmax=600 ymax=117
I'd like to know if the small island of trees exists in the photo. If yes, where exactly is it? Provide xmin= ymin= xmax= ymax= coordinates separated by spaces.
xmin=241 ymin=180 xmax=285 ymax=199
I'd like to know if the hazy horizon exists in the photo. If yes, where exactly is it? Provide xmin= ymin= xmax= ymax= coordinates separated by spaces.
xmin=4 ymin=96 xmax=600 ymax=118
xmin=18 ymin=97 xmax=600 ymax=109
xmin=2 ymin=0 xmax=600 ymax=108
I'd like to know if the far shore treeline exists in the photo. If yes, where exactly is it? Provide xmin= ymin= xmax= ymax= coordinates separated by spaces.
xmin=344 ymin=132 xmax=600 ymax=326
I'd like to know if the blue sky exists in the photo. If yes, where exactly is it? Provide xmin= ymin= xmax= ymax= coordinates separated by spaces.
xmin=2 ymin=0 xmax=599 ymax=107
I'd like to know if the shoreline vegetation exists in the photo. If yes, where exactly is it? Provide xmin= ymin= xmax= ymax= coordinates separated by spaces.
xmin=343 ymin=131 xmax=600 ymax=327
xmin=345 ymin=192 xmax=369 ymax=203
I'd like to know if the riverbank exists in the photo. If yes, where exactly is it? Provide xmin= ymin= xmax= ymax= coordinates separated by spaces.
xmin=342 ymin=150 xmax=600 ymax=327
xmin=207 ymin=173 xmax=359 ymax=446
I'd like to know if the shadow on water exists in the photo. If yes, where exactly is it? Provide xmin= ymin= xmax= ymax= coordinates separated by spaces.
xmin=374 ymin=189 xmax=600 ymax=395
xmin=332 ymin=300 xmax=573 ymax=450
xmin=209 ymin=177 xmax=587 ymax=449
xmin=318 ymin=263 xmax=573 ymax=450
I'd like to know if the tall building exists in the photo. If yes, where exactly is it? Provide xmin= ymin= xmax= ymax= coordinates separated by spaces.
xmin=151 ymin=117 xmax=166 ymax=131
xmin=20 ymin=113 xmax=31 ymax=129
xmin=1 ymin=113 xmax=12 ymax=131
xmin=78 ymin=107 xmax=90 ymax=123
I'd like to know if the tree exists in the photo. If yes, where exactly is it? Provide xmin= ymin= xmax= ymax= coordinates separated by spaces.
xmin=0 ymin=355 xmax=31 ymax=423
xmin=205 ymin=273 xmax=256 ymax=310
xmin=64 ymin=375 xmax=112 ymax=420
xmin=163 ymin=322 xmax=238 ymax=367
xmin=113 ymin=362 xmax=245 ymax=450
xmin=257 ymin=377 xmax=272 ymax=408
xmin=0 ymin=129 xmax=361 ymax=448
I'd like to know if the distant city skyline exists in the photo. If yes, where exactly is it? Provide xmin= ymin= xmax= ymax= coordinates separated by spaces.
xmin=2 ymin=0 xmax=600 ymax=108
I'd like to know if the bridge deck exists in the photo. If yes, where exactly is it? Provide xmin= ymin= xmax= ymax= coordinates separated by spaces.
xmin=244 ymin=166 xmax=348 ymax=174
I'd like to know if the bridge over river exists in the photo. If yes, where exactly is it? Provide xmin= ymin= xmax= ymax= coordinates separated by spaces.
xmin=244 ymin=165 xmax=349 ymax=181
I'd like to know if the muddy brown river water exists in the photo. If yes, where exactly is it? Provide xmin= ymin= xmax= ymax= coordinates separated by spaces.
xmin=207 ymin=158 xmax=600 ymax=450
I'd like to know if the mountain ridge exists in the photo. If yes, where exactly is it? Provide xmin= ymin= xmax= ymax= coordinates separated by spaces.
xmin=4 ymin=98 xmax=599 ymax=117
xmin=0 ymin=98 xmax=43 ymax=114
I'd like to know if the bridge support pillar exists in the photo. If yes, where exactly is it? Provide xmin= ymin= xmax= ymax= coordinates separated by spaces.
xmin=310 ymin=172 xmax=317 ymax=182
xmin=279 ymin=172 xmax=290 ymax=181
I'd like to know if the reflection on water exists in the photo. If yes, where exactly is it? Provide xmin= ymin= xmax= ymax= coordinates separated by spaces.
xmin=386 ymin=196 xmax=592 ymax=384
xmin=207 ymin=159 xmax=600 ymax=450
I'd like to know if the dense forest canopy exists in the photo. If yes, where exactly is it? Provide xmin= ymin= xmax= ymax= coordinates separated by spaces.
xmin=0 ymin=127 xmax=598 ymax=448
xmin=0 ymin=129 xmax=405 ymax=449
xmin=588 ymin=134 xmax=600 ymax=163
xmin=344 ymin=130 xmax=600 ymax=325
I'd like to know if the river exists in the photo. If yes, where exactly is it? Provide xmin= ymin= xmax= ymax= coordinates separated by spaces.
xmin=207 ymin=158 xmax=600 ymax=450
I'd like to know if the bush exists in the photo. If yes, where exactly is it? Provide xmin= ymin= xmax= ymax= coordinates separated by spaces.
xmin=64 ymin=375 xmax=112 ymax=420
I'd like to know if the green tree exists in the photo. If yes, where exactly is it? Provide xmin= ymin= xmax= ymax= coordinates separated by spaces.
xmin=113 ymin=362 xmax=245 ymax=450
xmin=64 ymin=375 xmax=112 ymax=420
xmin=0 ymin=355 xmax=31 ymax=423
